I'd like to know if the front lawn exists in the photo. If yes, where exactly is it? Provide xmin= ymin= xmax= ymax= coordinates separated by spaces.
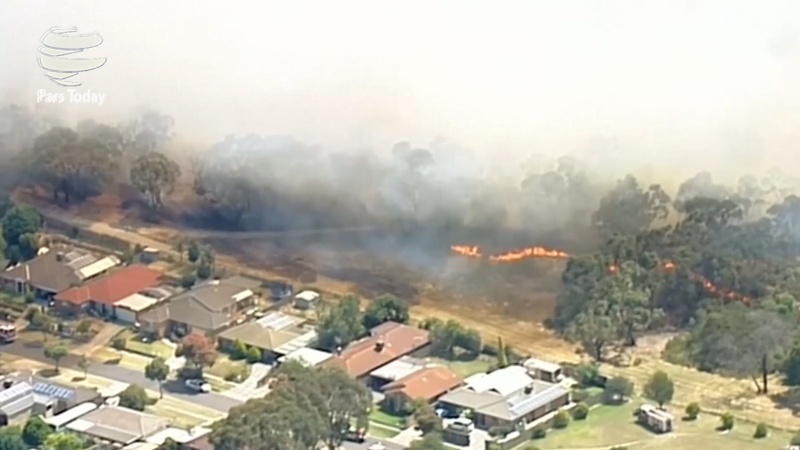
xmin=206 ymin=356 xmax=251 ymax=382
xmin=369 ymin=408 xmax=407 ymax=429
xmin=368 ymin=423 xmax=401 ymax=439
xmin=534 ymin=400 xmax=795 ymax=450
xmin=117 ymin=329 xmax=175 ymax=359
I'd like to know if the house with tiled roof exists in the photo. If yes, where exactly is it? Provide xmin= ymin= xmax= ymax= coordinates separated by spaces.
xmin=54 ymin=265 xmax=164 ymax=317
xmin=382 ymin=366 xmax=462 ymax=413
xmin=0 ymin=246 xmax=120 ymax=301
xmin=326 ymin=322 xmax=431 ymax=386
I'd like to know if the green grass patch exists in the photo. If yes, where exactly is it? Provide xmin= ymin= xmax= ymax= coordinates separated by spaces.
xmin=369 ymin=409 xmax=407 ymax=429
xmin=426 ymin=355 xmax=493 ymax=378
xmin=368 ymin=423 xmax=401 ymax=439
xmin=117 ymin=329 xmax=174 ymax=359
xmin=206 ymin=356 xmax=251 ymax=382
xmin=536 ymin=400 xmax=795 ymax=450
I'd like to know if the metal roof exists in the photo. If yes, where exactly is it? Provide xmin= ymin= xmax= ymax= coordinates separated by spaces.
xmin=0 ymin=382 xmax=33 ymax=404
xmin=256 ymin=312 xmax=299 ymax=330
xmin=507 ymin=384 xmax=569 ymax=418
xmin=33 ymin=382 xmax=75 ymax=400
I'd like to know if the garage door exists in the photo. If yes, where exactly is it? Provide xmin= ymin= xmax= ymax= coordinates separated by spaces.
xmin=114 ymin=306 xmax=137 ymax=324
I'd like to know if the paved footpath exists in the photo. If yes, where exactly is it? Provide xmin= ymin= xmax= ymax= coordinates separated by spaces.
xmin=0 ymin=340 xmax=244 ymax=413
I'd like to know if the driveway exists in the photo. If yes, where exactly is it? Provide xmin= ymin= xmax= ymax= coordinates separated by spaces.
xmin=0 ymin=340 xmax=244 ymax=413
xmin=222 ymin=362 xmax=271 ymax=401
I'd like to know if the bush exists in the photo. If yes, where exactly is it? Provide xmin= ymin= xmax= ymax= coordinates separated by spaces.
xmin=791 ymin=432 xmax=800 ymax=446
xmin=684 ymin=402 xmax=700 ymax=420
xmin=530 ymin=426 xmax=547 ymax=440
xmin=245 ymin=346 xmax=262 ymax=363
xmin=523 ymin=445 xmax=540 ymax=450
xmin=231 ymin=340 xmax=247 ymax=360
xmin=571 ymin=403 xmax=589 ymax=420
xmin=224 ymin=364 xmax=251 ymax=382
xmin=603 ymin=376 xmax=634 ymax=405
xmin=575 ymin=362 xmax=601 ymax=387
xmin=482 ymin=343 xmax=499 ymax=356
xmin=609 ymin=447 xmax=628 ymax=450
xmin=552 ymin=410 xmax=570 ymax=429
xmin=119 ymin=384 xmax=149 ymax=411
xmin=753 ymin=422 xmax=768 ymax=439
xmin=719 ymin=412 xmax=734 ymax=431
xmin=571 ymin=389 xmax=587 ymax=403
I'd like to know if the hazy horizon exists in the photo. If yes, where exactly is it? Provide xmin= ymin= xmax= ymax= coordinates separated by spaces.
xmin=3 ymin=0 xmax=800 ymax=184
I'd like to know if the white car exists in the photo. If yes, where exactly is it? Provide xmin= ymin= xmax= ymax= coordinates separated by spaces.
xmin=185 ymin=379 xmax=211 ymax=393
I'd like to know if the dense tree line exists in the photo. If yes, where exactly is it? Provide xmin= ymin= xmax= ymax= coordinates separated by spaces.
xmin=554 ymin=170 xmax=800 ymax=393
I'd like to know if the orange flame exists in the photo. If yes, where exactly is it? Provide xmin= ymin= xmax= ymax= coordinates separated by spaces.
xmin=658 ymin=260 xmax=750 ymax=304
xmin=489 ymin=247 xmax=570 ymax=262
xmin=450 ymin=245 xmax=482 ymax=258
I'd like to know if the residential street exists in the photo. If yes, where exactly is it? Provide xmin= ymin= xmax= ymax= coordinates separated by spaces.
xmin=0 ymin=340 xmax=245 ymax=413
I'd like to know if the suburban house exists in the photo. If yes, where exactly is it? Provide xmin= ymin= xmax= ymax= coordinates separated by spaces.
xmin=218 ymin=312 xmax=317 ymax=362
xmin=437 ymin=365 xmax=571 ymax=431
xmin=369 ymin=356 xmax=426 ymax=390
xmin=382 ymin=366 xmax=462 ymax=413
xmin=12 ymin=372 xmax=101 ymax=415
xmin=65 ymin=405 xmax=169 ymax=446
xmin=0 ymin=246 xmax=120 ymax=301
xmin=0 ymin=381 xmax=34 ymax=426
xmin=144 ymin=426 xmax=212 ymax=447
xmin=293 ymin=290 xmax=320 ymax=310
xmin=278 ymin=347 xmax=333 ymax=368
xmin=45 ymin=403 xmax=99 ymax=431
xmin=113 ymin=285 xmax=181 ymax=324
xmin=138 ymin=277 xmax=261 ymax=337
xmin=326 ymin=322 xmax=431 ymax=382
xmin=54 ymin=265 xmax=164 ymax=316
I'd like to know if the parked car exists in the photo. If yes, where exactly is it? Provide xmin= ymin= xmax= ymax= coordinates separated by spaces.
xmin=185 ymin=379 xmax=211 ymax=393
xmin=345 ymin=427 xmax=366 ymax=443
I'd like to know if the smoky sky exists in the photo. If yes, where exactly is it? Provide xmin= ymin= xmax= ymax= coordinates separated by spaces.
xmin=2 ymin=0 xmax=800 ymax=185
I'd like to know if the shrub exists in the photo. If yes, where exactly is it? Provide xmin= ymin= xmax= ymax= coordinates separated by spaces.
xmin=571 ymin=403 xmax=589 ymax=420
xmin=530 ymin=426 xmax=547 ymax=440
xmin=119 ymin=384 xmax=149 ymax=411
xmin=609 ymin=447 xmax=628 ymax=450
xmin=523 ymin=445 xmax=540 ymax=450
xmin=575 ymin=362 xmax=601 ymax=387
xmin=224 ymin=365 xmax=251 ymax=382
xmin=753 ymin=422 xmax=768 ymax=439
xmin=571 ymin=389 xmax=587 ymax=403
xmin=231 ymin=339 xmax=247 ymax=360
xmin=245 ymin=346 xmax=262 ymax=363
xmin=791 ymin=432 xmax=800 ymax=446
xmin=603 ymin=376 xmax=634 ymax=405
xmin=552 ymin=410 xmax=570 ymax=429
xmin=719 ymin=412 xmax=734 ymax=431
xmin=684 ymin=402 xmax=700 ymax=420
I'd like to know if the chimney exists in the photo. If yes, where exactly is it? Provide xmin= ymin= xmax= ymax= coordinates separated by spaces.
xmin=55 ymin=252 xmax=64 ymax=262
xmin=2 ymin=379 xmax=13 ymax=389
xmin=374 ymin=339 xmax=385 ymax=352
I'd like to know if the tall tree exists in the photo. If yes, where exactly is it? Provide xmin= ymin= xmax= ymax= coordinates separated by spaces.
xmin=592 ymin=174 xmax=671 ymax=237
xmin=362 ymin=294 xmax=410 ymax=329
xmin=2 ymin=205 xmax=42 ymax=262
xmin=43 ymin=343 xmax=68 ymax=373
xmin=130 ymin=152 xmax=181 ymax=210
xmin=145 ymin=357 xmax=170 ymax=399
xmin=316 ymin=295 xmax=365 ymax=352
xmin=176 ymin=334 xmax=217 ymax=372
xmin=643 ymin=371 xmax=675 ymax=408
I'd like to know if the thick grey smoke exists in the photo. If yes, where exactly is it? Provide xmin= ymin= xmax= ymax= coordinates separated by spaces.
xmin=3 ymin=1 xmax=800 ymax=303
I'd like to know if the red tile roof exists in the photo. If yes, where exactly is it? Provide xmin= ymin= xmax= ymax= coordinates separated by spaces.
xmin=54 ymin=265 xmax=163 ymax=306
xmin=383 ymin=366 xmax=462 ymax=401
xmin=327 ymin=322 xmax=431 ymax=378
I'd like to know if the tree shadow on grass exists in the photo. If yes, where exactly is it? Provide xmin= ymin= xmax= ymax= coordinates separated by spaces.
xmin=36 ymin=368 xmax=58 ymax=378
xmin=769 ymin=387 xmax=800 ymax=416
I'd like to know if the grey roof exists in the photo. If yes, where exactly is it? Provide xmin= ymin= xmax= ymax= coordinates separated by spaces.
xmin=12 ymin=372 xmax=100 ymax=405
xmin=0 ymin=247 xmax=99 ymax=293
xmin=439 ymin=380 xmax=569 ymax=421
xmin=0 ymin=382 xmax=34 ymax=417
xmin=218 ymin=313 xmax=305 ymax=352
xmin=140 ymin=278 xmax=254 ymax=331
xmin=66 ymin=406 xmax=168 ymax=445
xmin=219 ymin=276 xmax=262 ymax=290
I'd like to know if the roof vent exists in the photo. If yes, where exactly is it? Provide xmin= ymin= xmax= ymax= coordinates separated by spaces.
xmin=523 ymin=385 xmax=533 ymax=395
xmin=2 ymin=379 xmax=13 ymax=389
xmin=375 ymin=339 xmax=385 ymax=352
xmin=55 ymin=252 xmax=64 ymax=262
